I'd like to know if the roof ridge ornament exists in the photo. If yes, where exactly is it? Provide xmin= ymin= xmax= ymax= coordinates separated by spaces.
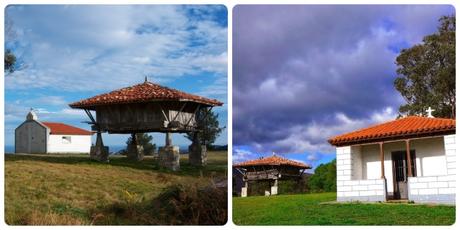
xmin=426 ymin=107 xmax=435 ymax=118
xmin=26 ymin=108 xmax=38 ymax=121
xmin=144 ymin=76 xmax=148 ymax=83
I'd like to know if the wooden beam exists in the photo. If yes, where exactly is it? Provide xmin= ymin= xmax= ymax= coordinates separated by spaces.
xmin=405 ymin=139 xmax=413 ymax=177
xmin=84 ymin=109 xmax=96 ymax=124
xmin=299 ymin=168 xmax=305 ymax=177
xmin=158 ymin=104 xmax=169 ymax=122
xmin=185 ymin=104 xmax=201 ymax=128
xmin=170 ymin=103 xmax=187 ymax=123
xmin=379 ymin=142 xmax=385 ymax=179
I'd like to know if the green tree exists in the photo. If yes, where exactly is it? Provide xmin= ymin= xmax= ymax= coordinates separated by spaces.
xmin=5 ymin=49 xmax=16 ymax=73
xmin=185 ymin=109 xmax=224 ymax=147
xmin=5 ymin=14 xmax=17 ymax=74
xmin=394 ymin=15 xmax=455 ymax=118
xmin=125 ymin=133 xmax=156 ymax=155
xmin=308 ymin=159 xmax=336 ymax=192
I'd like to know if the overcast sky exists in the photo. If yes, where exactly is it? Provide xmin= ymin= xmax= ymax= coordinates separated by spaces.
xmin=4 ymin=5 xmax=228 ymax=150
xmin=233 ymin=5 xmax=455 ymax=170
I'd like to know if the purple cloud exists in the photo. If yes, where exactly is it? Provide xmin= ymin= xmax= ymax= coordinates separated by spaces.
xmin=233 ymin=5 xmax=455 ymax=162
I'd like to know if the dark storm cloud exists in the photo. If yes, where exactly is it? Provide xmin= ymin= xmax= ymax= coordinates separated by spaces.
xmin=233 ymin=5 xmax=455 ymax=154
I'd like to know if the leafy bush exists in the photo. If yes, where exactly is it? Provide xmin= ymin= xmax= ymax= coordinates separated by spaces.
xmin=308 ymin=159 xmax=336 ymax=192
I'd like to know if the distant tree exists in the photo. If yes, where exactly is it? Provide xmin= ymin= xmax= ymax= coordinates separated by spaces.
xmin=394 ymin=15 xmax=455 ymax=118
xmin=5 ymin=49 xmax=16 ymax=73
xmin=185 ymin=109 xmax=224 ymax=147
xmin=125 ymin=133 xmax=156 ymax=155
xmin=308 ymin=159 xmax=336 ymax=192
xmin=5 ymin=13 xmax=17 ymax=74
xmin=4 ymin=12 xmax=28 ymax=74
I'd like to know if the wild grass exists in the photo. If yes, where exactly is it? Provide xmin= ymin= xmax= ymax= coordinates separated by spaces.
xmin=5 ymin=151 xmax=227 ymax=225
xmin=233 ymin=193 xmax=455 ymax=225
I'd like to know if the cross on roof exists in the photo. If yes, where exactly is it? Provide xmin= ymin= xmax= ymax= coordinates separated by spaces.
xmin=426 ymin=107 xmax=435 ymax=118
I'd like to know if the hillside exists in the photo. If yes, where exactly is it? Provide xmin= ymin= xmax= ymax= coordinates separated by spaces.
xmin=5 ymin=152 xmax=227 ymax=225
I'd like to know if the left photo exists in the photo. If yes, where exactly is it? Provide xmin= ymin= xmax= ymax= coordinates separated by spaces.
xmin=4 ymin=5 xmax=228 ymax=225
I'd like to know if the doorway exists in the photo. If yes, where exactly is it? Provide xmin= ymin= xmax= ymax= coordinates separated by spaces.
xmin=391 ymin=150 xmax=416 ymax=200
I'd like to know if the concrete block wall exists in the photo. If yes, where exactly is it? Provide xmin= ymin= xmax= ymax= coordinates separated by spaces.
xmin=337 ymin=146 xmax=386 ymax=202
xmin=408 ymin=134 xmax=456 ymax=204
xmin=337 ymin=179 xmax=386 ymax=202
xmin=336 ymin=146 xmax=352 ymax=182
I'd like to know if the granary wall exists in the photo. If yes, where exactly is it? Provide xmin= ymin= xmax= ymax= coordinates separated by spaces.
xmin=95 ymin=103 xmax=197 ymax=132
xmin=47 ymin=134 xmax=92 ymax=154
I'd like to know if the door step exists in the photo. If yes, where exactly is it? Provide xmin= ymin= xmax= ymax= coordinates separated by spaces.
xmin=386 ymin=199 xmax=410 ymax=203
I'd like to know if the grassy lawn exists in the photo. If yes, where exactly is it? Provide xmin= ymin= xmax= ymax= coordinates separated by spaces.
xmin=5 ymin=151 xmax=227 ymax=225
xmin=233 ymin=193 xmax=455 ymax=225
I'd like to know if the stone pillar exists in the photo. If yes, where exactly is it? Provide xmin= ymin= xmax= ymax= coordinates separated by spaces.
xmin=127 ymin=133 xmax=144 ymax=161
xmin=241 ymin=181 xmax=248 ymax=197
xmin=188 ymin=132 xmax=207 ymax=166
xmin=165 ymin=132 xmax=172 ymax=146
xmin=158 ymin=132 xmax=180 ymax=171
xmin=90 ymin=132 xmax=109 ymax=162
xmin=270 ymin=179 xmax=278 ymax=195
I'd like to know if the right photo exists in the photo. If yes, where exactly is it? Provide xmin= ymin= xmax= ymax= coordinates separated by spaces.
xmin=232 ymin=5 xmax=455 ymax=225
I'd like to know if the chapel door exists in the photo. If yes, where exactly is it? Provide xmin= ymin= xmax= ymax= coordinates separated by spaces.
xmin=391 ymin=150 xmax=416 ymax=200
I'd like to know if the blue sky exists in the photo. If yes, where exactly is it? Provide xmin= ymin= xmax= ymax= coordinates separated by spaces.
xmin=4 ymin=5 xmax=228 ymax=149
xmin=233 ymin=5 xmax=455 ymax=171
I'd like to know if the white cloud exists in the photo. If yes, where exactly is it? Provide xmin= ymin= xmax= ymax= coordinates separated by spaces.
xmin=232 ymin=148 xmax=255 ymax=164
xmin=255 ymin=107 xmax=398 ymax=154
xmin=23 ymin=96 xmax=67 ymax=106
xmin=5 ymin=5 xmax=227 ymax=92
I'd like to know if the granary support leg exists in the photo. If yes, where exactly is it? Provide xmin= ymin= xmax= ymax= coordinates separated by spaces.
xmin=90 ymin=131 xmax=109 ymax=162
xmin=158 ymin=132 xmax=180 ymax=171
xmin=127 ymin=133 xmax=144 ymax=161
xmin=188 ymin=132 xmax=207 ymax=166
xmin=165 ymin=132 xmax=172 ymax=147
xmin=270 ymin=179 xmax=278 ymax=195
xmin=241 ymin=180 xmax=248 ymax=197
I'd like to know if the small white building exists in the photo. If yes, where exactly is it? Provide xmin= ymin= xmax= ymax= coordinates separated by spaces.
xmin=329 ymin=114 xmax=455 ymax=204
xmin=15 ymin=110 xmax=93 ymax=154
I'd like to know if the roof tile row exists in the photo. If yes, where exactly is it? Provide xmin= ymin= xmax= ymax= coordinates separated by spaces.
xmin=42 ymin=122 xmax=93 ymax=135
xmin=233 ymin=155 xmax=311 ymax=169
xmin=328 ymin=116 xmax=455 ymax=146
xmin=69 ymin=81 xmax=223 ymax=108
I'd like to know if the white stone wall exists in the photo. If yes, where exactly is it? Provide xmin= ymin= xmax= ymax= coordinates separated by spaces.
xmin=408 ymin=134 xmax=456 ymax=204
xmin=336 ymin=146 xmax=386 ymax=202
xmin=47 ymin=135 xmax=92 ymax=153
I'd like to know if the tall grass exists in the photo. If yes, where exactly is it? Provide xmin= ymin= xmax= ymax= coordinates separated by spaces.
xmin=5 ymin=152 xmax=227 ymax=225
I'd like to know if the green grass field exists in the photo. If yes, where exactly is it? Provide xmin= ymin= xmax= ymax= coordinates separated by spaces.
xmin=5 ymin=151 xmax=227 ymax=225
xmin=233 ymin=193 xmax=455 ymax=225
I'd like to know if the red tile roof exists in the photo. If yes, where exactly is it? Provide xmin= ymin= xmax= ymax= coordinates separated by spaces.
xmin=233 ymin=155 xmax=311 ymax=169
xmin=69 ymin=81 xmax=223 ymax=109
xmin=42 ymin=122 xmax=93 ymax=135
xmin=328 ymin=116 xmax=456 ymax=146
